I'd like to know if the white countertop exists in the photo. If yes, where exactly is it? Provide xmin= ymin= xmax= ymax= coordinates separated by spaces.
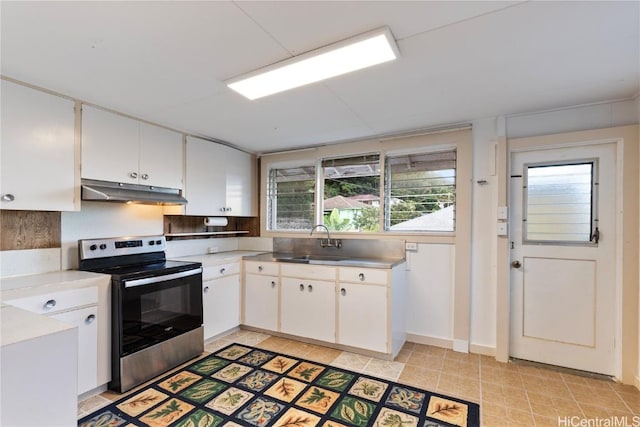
xmin=0 ymin=270 xmax=109 ymax=293
xmin=1 ymin=305 xmax=75 ymax=346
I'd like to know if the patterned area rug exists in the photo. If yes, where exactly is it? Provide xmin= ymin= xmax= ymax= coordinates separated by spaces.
xmin=78 ymin=343 xmax=480 ymax=427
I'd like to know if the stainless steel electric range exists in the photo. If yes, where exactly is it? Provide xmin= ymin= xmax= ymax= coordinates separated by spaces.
xmin=78 ymin=235 xmax=203 ymax=393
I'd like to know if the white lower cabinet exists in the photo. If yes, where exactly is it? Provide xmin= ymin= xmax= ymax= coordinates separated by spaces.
xmin=4 ymin=286 xmax=100 ymax=395
xmin=337 ymin=282 xmax=388 ymax=353
xmin=244 ymin=274 xmax=279 ymax=331
xmin=280 ymin=277 xmax=335 ymax=343
xmin=241 ymin=260 xmax=406 ymax=357
xmin=50 ymin=306 xmax=98 ymax=394
xmin=203 ymin=274 xmax=240 ymax=341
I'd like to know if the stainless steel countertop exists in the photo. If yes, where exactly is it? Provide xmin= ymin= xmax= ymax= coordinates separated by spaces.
xmin=243 ymin=252 xmax=405 ymax=269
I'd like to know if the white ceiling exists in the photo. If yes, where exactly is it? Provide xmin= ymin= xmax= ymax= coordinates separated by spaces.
xmin=2 ymin=1 xmax=638 ymax=154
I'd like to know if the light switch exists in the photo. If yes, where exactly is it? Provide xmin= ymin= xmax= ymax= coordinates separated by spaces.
xmin=498 ymin=206 xmax=508 ymax=220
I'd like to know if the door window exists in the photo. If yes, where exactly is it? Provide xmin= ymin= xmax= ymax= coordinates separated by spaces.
xmin=523 ymin=161 xmax=597 ymax=244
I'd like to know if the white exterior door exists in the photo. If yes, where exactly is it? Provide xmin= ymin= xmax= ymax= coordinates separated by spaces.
xmin=510 ymin=143 xmax=617 ymax=375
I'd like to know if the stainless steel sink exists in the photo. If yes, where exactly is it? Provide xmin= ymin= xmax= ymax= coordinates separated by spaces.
xmin=272 ymin=254 xmax=348 ymax=263
xmin=269 ymin=254 xmax=395 ymax=267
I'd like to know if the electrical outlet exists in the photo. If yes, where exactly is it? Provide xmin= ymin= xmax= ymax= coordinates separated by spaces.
xmin=405 ymin=242 xmax=418 ymax=251
xmin=208 ymin=246 xmax=219 ymax=253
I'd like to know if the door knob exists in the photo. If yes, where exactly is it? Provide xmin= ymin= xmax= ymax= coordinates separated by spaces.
xmin=511 ymin=260 xmax=522 ymax=268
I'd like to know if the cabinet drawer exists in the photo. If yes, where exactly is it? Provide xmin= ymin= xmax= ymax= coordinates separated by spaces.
xmin=244 ymin=261 xmax=279 ymax=276
xmin=203 ymin=262 xmax=240 ymax=280
xmin=281 ymin=264 xmax=336 ymax=281
xmin=339 ymin=267 xmax=388 ymax=285
xmin=5 ymin=287 xmax=98 ymax=315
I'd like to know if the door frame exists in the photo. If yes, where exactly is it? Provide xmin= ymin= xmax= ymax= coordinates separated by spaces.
xmin=495 ymin=125 xmax=639 ymax=384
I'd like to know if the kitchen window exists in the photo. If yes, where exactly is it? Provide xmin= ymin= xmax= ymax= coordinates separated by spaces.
xmin=384 ymin=150 xmax=456 ymax=232
xmin=266 ymin=147 xmax=460 ymax=235
xmin=322 ymin=154 xmax=381 ymax=232
xmin=267 ymin=165 xmax=316 ymax=230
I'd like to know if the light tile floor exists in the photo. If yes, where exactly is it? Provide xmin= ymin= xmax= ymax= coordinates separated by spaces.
xmin=79 ymin=330 xmax=640 ymax=426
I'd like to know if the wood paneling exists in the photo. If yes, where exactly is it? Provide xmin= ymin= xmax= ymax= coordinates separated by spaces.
xmin=1 ymin=210 xmax=61 ymax=250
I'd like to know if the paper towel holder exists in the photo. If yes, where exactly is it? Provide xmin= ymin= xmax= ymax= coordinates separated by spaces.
xmin=204 ymin=217 xmax=229 ymax=227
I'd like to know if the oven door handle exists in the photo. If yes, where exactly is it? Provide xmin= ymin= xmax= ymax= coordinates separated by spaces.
xmin=123 ymin=268 xmax=203 ymax=288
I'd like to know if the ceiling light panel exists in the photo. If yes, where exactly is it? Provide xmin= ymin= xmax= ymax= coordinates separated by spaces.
xmin=226 ymin=27 xmax=399 ymax=100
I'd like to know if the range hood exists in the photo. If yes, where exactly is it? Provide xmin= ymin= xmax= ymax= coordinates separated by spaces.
xmin=81 ymin=179 xmax=188 ymax=205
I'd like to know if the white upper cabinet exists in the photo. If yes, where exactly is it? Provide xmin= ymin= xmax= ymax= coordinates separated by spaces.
xmin=138 ymin=122 xmax=183 ymax=189
xmin=1 ymin=80 xmax=78 ymax=211
xmin=185 ymin=136 xmax=255 ymax=216
xmin=82 ymin=106 xmax=183 ymax=189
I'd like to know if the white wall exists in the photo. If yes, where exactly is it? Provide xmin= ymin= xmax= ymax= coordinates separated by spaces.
xmin=60 ymin=201 xmax=164 ymax=270
xmin=506 ymin=98 xmax=638 ymax=139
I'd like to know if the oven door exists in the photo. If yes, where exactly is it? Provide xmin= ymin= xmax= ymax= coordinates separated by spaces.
xmin=116 ymin=268 xmax=203 ymax=357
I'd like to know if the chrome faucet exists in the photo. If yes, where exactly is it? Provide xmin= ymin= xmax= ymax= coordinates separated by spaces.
xmin=310 ymin=224 xmax=342 ymax=248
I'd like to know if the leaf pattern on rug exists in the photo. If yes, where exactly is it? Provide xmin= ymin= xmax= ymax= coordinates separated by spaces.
xmin=173 ymin=409 xmax=222 ymax=427
xmin=237 ymin=397 xmax=284 ymax=426
xmin=190 ymin=357 xmax=230 ymax=375
xmin=384 ymin=386 xmax=425 ymax=414
xmin=179 ymin=379 xmax=226 ymax=404
xmin=330 ymin=397 xmax=374 ymax=427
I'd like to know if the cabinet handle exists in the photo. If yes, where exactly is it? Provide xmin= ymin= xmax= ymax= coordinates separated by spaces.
xmin=1 ymin=194 xmax=15 ymax=202
xmin=340 ymin=288 xmax=346 ymax=296
xmin=258 ymin=266 xmax=263 ymax=272
xmin=358 ymin=273 xmax=365 ymax=281
xmin=220 ymin=268 xmax=226 ymax=274
xmin=85 ymin=314 xmax=96 ymax=324
xmin=141 ymin=173 xmax=149 ymax=180
xmin=203 ymin=286 xmax=209 ymax=293
xmin=43 ymin=299 xmax=56 ymax=309
xmin=271 ymin=281 xmax=276 ymax=288
xmin=308 ymin=284 xmax=313 ymax=292
xmin=220 ymin=207 xmax=226 ymax=212
xmin=299 ymin=284 xmax=304 ymax=291
xmin=130 ymin=172 xmax=138 ymax=179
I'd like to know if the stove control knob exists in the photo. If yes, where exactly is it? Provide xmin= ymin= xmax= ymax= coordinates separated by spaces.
xmin=156 ymin=240 xmax=162 ymax=245
xmin=99 ymin=244 xmax=107 ymax=250
xmin=149 ymin=240 xmax=155 ymax=245
xmin=89 ymin=244 xmax=97 ymax=251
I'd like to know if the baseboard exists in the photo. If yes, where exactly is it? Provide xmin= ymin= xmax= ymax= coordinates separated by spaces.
xmin=469 ymin=343 xmax=496 ymax=357
xmin=405 ymin=333 xmax=497 ymax=357
xmin=405 ymin=333 xmax=453 ymax=349
xmin=453 ymin=339 xmax=469 ymax=353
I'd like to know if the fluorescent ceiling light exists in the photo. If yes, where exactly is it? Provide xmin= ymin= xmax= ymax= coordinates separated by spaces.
xmin=226 ymin=27 xmax=399 ymax=100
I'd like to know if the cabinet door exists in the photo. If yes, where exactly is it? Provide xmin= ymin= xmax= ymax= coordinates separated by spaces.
xmin=82 ymin=106 xmax=139 ymax=183
xmin=338 ymin=283 xmax=388 ymax=353
xmin=50 ymin=306 xmax=99 ymax=394
xmin=244 ymin=274 xmax=278 ymax=330
xmin=184 ymin=136 xmax=226 ymax=215
xmin=281 ymin=277 xmax=335 ymax=343
xmin=1 ymin=80 xmax=77 ymax=211
xmin=139 ymin=123 xmax=183 ymax=189
xmin=225 ymin=147 xmax=255 ymax=216
xmin=203 ymin=275 xmax=240 ymax=340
